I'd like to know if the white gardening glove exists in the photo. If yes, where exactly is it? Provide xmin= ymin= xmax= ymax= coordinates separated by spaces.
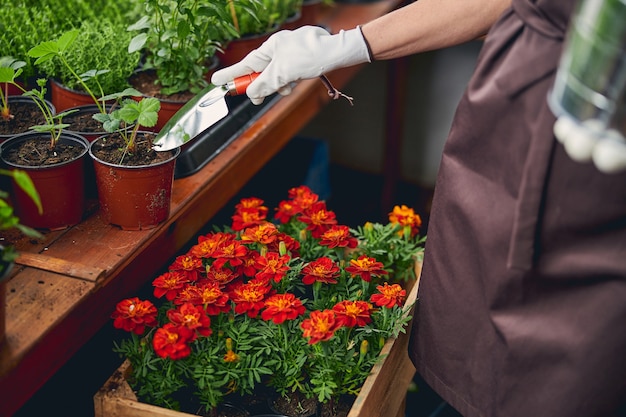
xmin=553 ymin=115 xmax=626 ymax=173
xmin=211 ymin=25 xmax=371 ymax=104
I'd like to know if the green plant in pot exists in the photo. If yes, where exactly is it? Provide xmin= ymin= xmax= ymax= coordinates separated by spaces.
xmin=0 ymin=57 xmax=57 ymax=139
xmin=0 ymin=71 xmax=90 ymax=230
xmin=89 ymin=96 xmax=181 ymax=230
xmin=33 ymin=19 xmax=141 ymax=111
xmin=28 ymin=29 xmax=143 ymax=141
xmin=128 ymin=0 xmax=236 ymax=96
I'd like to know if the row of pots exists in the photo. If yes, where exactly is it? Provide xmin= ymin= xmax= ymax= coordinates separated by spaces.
xmin=0 ymin=98 xmax=179 ymax=231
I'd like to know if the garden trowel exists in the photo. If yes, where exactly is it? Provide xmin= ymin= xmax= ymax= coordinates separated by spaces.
xmin=152 ymin=73 xmax=260 ymax=151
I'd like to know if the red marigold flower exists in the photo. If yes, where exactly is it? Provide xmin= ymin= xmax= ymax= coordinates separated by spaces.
xmin=152 ymin=271 xmax=190 ymax=301
xmin=254 ymin=252 xmax=291 ymax=283
xmin=152 ymin=323 xmax=193 ymax=360
xmin=301 ymin=257 xmax=340 ymax=285
xmin=167 ymin=302 xmax=212 ymax=339
xmin=175 ymin=280 xmax=231 ymax=315
xmin=169 ymin=254 xmax=204 ymax=282
xmin=345 ymin=255 xmax=388 ymax=282
xmin=333 ymin=300 xmax=373 ymax=327
xmin=229 ymin=279 xmax=271 ymax=318
xmin=240 ymin=222 xmax=279 ymax=245
xmin=206 ymin=265 xmax=238 ymax=287
xmin=112 ymin=297 xmax=158 ymax=335
xmin=274 ymin=200 xmax=301 ymax=224
xmin=261 ymin=293 xmax=306 ymax=324
xmin=389 ymin=205 xmax=422 ymax=237
xmin=298 ymin=201 xmax=337 ymax=238
xmin=301 ymin=309 xmax=340 ymax=345
xmin=239 ymin=249 xmax=260 ymax=278
xmin=288 ymin=185 xmax=319 ymax=211
xmin=212 ymin=239 xmax=248 ymax=269
xmin=319 ymin=225 xmax=358 ymax=249
xmin=231 ymin=207 xmax=267 ymax=231
xmin=235 ymin=197 xmax=268 ymax=216
xmin=268 ymin=233 xmax=300 ymax=256
xmin=190 ymin=232 xmax=233 ymax=259
xmin=370 ymin=283 xmax=406 ymax=308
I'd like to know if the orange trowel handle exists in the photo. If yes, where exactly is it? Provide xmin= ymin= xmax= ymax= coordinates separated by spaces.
xmin=228 ymin=72 xmax=261 ymax=95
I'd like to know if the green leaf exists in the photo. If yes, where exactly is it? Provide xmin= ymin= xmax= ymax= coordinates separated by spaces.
xmin=128 ymin=33 xmax=149 ymax=54
xmin=56 ymin=29 xmax=80 ymax=53
xmin=11 ymin=170 xmax=42 ymax=214
xmin=27 ymin=41 xmax=59 ymax=64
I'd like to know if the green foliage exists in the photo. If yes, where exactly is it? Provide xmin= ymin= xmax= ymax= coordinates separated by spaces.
xmin=128 ymin=0 xmax=238 ymax=95
xmin=35 ymin=19 xmax=140 ymax=96
xmin=228 ymin=0 xmax=285 ymax=37
xmin=93 ymin=96 xmax=160 ymax=160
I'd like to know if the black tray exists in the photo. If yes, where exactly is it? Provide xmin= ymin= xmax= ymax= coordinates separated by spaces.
xmin=174 ymin=93 xmax=281 ymax=179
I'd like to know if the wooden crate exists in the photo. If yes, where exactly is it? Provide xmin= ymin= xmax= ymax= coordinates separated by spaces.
xmin=94 ymin=263 xmax=421 ymax=417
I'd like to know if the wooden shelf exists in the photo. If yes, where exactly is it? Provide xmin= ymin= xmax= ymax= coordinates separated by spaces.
xmin=0 ymin=1 xmax=404 ymax=416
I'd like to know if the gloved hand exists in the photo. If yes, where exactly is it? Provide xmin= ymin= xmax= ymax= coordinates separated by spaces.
xmin=553 ymin=115 xmax=626 ymax=174
xmin=211 ymin=25 xmax=372 ymax=104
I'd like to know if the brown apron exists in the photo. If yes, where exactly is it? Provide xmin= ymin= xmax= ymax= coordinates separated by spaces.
xmin=409 ymin=0 xmax=626 ymax=416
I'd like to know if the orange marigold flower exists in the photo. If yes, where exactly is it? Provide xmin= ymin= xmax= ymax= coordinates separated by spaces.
xmin=190 ymin=232 xmax=233 ymax=258
xmin=298 ymin=201 xmax=337 ymax=238
xmin=169 ymin=254 xmax=204 ymax=282
xmin=302 ymin=257 xmax=340 ymax=285
xmin=345 ymin=255 xmax=388 ymax=282
xmin=212 ymin=239 xmax=248 ymax=269
xmin=274 ymin=200 xmax=301 ymax=224
xmin=370 ymin=283 xmax=406 ymax=308
xmin=235 ymin=197 xmax=268 ymax=216
xmin=288 ymin=185 xmax=319 ymax=211
xmin=112 ymin=297 xmax=158 ymax=335
xmin=333 ymin=300 xmax=373 ymax=327
xmin=152 ymin=323 xmax=193 ymax=360
xmin=254 ymin=252 xmax=291 ymax=283
xmin=319 ymin=225 xmax=358 ymax=249
xmin=301 ymin=309 xmax=340 ymax=345
xmin=152 ymin=271 xmax=190 ymax=301
xmin=231 ymin=207 xmax=267 ymax=231
xmin=175 ymin=280 xmax=231 ymax=315
xmin=240 ymin=222 xmax=279 ymax=245
xmin=261 ymin=293 xmax=306 ymax=324
xmin=224 ymin=349 xmax=240 ymax=363
xmin=389 ymin=205 xmax=422 ymax=237
xmin=206 ymin=265 xmax=238 ymax=287
xmin=268 ymin=233 xmax=300 ymax=256
xmin=229 ymin=279 xmax=271 ymax=318
xmin=167 ymin=302 xmax=212 ymax=339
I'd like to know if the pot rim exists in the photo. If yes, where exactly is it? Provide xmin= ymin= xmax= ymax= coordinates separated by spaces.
xmin=0 ymin=131 xmax=89 ymax=169
xmin=88 ymin=133 xmax=180 ymax=169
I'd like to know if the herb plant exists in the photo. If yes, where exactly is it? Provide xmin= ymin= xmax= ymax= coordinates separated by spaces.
xmin=128 ymin=0 xmax=238 ymax=96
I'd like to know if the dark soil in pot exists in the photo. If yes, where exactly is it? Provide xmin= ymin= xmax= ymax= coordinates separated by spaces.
xmin=129 ymin=70 xmax=196 ymax=102
xmin=0 ymin=99 xmax=49 ymax=137
xmin=1 ymin=136 xmax=86 ymax=167
xmin=90 ymin=131 xmax=174 ymax=166
xmin=269 ymin=392 xmax=317 ymax=417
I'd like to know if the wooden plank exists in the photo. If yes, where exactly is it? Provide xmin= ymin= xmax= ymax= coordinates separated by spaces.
xmin=15 ymin=252 xmax=106 ymax=282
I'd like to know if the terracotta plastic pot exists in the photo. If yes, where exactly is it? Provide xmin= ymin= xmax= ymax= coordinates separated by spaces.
xmin=0 ymin=131 xmax=89 ymax=230
xmin=49 ymin=79 xmax=101 ymax=112
xmin=89 ymin=135 xmax=180 ymax=230
xmin=300 ymin=0 xmax=323 ymax=26
xmin=217 ymin=28 xmax=279 ymax=68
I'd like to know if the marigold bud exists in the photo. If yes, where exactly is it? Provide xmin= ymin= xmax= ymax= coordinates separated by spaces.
xmin=279 ymin=240 xmax=287 ymax=256
xmin=360 ymin=340 xmax=369 ymax=356
xmin=226 ymin=337 xmax=233 ymax=351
